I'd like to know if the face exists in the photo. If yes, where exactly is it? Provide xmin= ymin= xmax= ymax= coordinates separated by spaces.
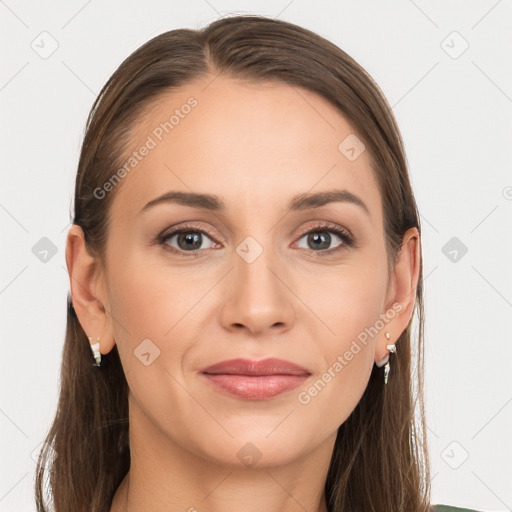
xmin=98 ymin=76 xmax=395 ymax=468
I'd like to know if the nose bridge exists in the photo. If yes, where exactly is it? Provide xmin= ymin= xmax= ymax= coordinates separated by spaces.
xmin=238 ymin=238 xmax=278 ymax=294
xmin=221 ymin=232 xmax=294 ymax=334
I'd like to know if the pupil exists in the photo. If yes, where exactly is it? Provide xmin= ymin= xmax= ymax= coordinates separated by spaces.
xmin=179 ymin=232 xmax=201 ymax=250
xmin=309 ymin=232 xmax=330 ymax=250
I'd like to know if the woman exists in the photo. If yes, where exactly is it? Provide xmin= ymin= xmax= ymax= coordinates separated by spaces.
xmin=35 ymin=14 xmax=481 ymax=512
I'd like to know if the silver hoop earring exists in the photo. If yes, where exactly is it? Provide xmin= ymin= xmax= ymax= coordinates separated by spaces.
xmin=88 ymin=336 xmax=102 ymax=367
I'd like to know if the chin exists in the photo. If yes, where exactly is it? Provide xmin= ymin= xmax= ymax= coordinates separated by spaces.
xmin=188 ymin=428 xmax=317 ymax=469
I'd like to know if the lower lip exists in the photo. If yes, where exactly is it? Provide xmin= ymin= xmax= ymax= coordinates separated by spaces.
xmin=201 ymin=373 xmax=309 ymax=400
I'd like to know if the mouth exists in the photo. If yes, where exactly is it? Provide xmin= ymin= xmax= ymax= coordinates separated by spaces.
xmin=199 ymin=358 xmax=311 ymax=400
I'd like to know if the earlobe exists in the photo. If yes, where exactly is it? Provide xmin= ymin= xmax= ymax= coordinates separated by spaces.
xmin=65 ymin=224 xmax=116 ymax=356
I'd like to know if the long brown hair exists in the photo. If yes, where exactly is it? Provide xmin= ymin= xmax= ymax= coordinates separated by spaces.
xmin=35 ymin=14 xmax=430 ymax=512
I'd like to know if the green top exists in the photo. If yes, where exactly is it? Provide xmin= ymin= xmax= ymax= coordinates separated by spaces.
xmin=432 ymin=505 xmax=482 ymax=512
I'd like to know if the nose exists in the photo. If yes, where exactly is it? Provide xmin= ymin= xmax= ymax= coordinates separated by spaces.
xmin=220 ymin=244 xmax=296 ymax=336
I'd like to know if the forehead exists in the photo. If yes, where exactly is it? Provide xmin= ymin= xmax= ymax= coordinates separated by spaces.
xmin=109 ymin=75 xmax=382 ymax=223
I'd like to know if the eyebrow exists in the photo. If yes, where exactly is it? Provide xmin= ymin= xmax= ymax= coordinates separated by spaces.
xmin=140 ymin=189 xmax=369 ymax=215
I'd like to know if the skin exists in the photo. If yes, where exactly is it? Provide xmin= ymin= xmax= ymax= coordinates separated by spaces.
xmin=66 ymin=76 xmax=420 ymax=512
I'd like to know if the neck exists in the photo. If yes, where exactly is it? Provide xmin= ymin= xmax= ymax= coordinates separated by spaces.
xmin=112 ymin=468 xmax=330 ymax=512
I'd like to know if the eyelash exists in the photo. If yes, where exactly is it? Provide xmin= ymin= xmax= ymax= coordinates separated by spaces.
xmin=156 ymin=221 xmax=355 ymax=258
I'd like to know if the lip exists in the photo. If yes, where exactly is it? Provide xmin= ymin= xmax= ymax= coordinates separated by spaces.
xmin=200 ymin=358 xmax=311 ymax=400
xmin=201 ymin=358 xmax=310 ymax=376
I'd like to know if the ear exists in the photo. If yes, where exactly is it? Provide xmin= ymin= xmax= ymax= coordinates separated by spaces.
xmin=65 ymin=224 xmax=116 ymax=356
xmin=374 ymin=227 xmax=421 ymax=365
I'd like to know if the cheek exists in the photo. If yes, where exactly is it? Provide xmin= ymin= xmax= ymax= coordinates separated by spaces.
xmin=105 ymin=246 xmax=193 ymax=370
xmin=300 ymin=255 xmax=388 ymax=418
xmin=109 ymin=265 xmax=169 ymax=338
xmin=311 ymin=252 xmax=389 ymax=345
xmin=105 ymin=250 xmax=200 ymax=429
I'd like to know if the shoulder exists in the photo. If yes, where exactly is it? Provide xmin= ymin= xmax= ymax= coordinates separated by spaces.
xmin=431 ymin=505 xmax=484 ymax=512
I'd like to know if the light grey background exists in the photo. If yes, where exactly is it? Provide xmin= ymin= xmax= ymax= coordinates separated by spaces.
xmin=1 ymin=1 xmax=511 ymax=511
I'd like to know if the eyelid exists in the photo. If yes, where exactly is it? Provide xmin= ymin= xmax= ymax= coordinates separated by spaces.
xmin=294 ymin=220 xmax=354 ymax=241
xmin=160 ymin=222 xmax=220 ymax=241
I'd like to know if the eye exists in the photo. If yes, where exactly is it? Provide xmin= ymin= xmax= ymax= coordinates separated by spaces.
xmin=156 ymin=221 xmax=355 ymax=257
xmin=158 ymin=223 xmax=218 ymax=255
xmin=295 ymin=222 xmax=354 ymax=255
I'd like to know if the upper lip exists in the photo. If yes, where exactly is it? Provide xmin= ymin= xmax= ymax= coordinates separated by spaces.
xmin=200 ymin=358 xmax=311 ymax=376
